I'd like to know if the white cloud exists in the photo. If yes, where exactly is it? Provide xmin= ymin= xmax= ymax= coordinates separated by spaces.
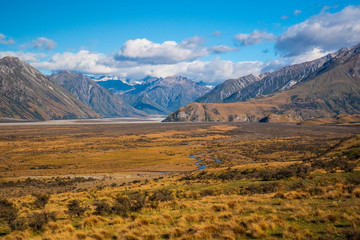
xmin=212 ymin=31 xmax=222 ymax=37
xmin=112 ymin=57 xmax=264 ymax=83
xmin=0 ymin=51 xmax=46 ymax=62
xmin=234 ymin=30 xmax=276 ymax=46
xmin=287 ymin=47 xmax=331 ymax=64
xmin=0 ymin=33 xmax=15 ymax=45
xmin=281 ymin=15 xmax=289 ymax=20
xmin=260 ymin=59 xmax=285 ymax=73
xmin=32 ymin=50 xmax=118 ymax=74
xmin=293 ymin=9 xmax=302 ymax=16
xmin=33 ymin=37 xmax=57 ymax=50
xmin=275 ymin=5 xmax=360 ymax=57
xmin=115 ymin=37 xmax=209 ymax=64
xmin=209 ymin=45 xmax=238 ymax=53
xmin=28 ymin=49 xmax=264 ymax=83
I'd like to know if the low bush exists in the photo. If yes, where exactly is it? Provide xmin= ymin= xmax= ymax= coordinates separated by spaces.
xmin=343 ymin=228 xmax=360 ymax=240
xmin=0 ymin=199 xmax=18 ymax=223
xmin=260 ymin=164 xmax=310 ymax=180
xmin=245 ymin=182 xmax=280 ymax=195
xmin=149 ymin=189 xmax=174 ymax=202
xmin=128 ymin=192 xmax=146 ymax=212
xmin=66 ymin=199 xmax=87 ymax=217
xmin=8 ymin=216 xmax=27 ymax=231
xmin=32 ymin=193 xmax=50 ymax=208
xmin=112 ymin=196 xmax=130 ymax=217
xmin=28 ymin=211 xmax=56 ymax=232
xmin=93 ymin=200 xmax=112 ymax=216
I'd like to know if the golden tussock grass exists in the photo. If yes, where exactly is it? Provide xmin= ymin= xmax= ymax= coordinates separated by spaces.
xmin=0 ymin=124 xmax=360 ymax=239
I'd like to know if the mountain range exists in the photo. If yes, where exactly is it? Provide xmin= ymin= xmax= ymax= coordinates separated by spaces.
xmin=0 ymin=57 xmax=99 ymax=121
xmin=1 ymin=43 xmax=360 ymax=123
xmin=164 ymin=44 xmax=360 ymax=122
xmin=50 ymin=71 xmax=145 ymax=118
xmin=116 ymin=76 xmax=211 ymax=115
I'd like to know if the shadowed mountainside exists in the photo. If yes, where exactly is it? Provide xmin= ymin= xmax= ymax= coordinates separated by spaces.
xmin=120 ymin=76 xmax=210 ymax=115
xmin=50 ymin=71 xmax=146 ymax=117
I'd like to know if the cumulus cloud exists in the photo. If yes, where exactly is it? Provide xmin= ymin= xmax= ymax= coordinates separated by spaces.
xmin=0 ymin=51 xmax=46 ymax=62
xmin=32 ymin=50 xmax=118 ymax=74
xmin=275 ymin=5 xmax=360 ymax=57
xmin=0 ymin=33 xmax=15 ymax=45
xmin=29 ymin=49 xmax=264 ymax=83
xmin=212 ymin=31 xmax=222 ymax=37
xmin=234 ymin=30 xmax=276 ymax=46
xmin=32 ymin=37 xmax=57 ymax=50
xmin=115 ymin=37 xmax=208 ymax=64
xmin=260 ymin=59 xmax=285 ymax=73
xmin=287 ymin=47 xmax=331 ymax=64
xmin=209 ymin=45 xmax=238 ymax=54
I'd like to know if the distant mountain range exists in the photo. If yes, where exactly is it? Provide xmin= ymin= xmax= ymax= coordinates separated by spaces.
xmin=0 ymin=57 xmax=99 ymax=121
xmin=2 ymin=43 xmax=360 ymax=123
xmin=0 ymin=57 xmax=210 ymax=120
xmin=113 ymin=76 xmax=211 ymax=115
xmin=165 ymin=43 xmax=360 ymax=122
xmin=50 ymin=71 xmax=145 ymax=118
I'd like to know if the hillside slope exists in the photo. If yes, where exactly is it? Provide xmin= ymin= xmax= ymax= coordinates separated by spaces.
xmin=121 ymin=76 xmax=210 ymax=115
xmin=164 ymin=44 xmax=360 ymax=122
xmin=50 ymin=71 xmax=146 ymax=117
xmin=0 ymin=57 xmax=99 ymax=121
xmin=196 ymin=74 xmax=260 ymax=103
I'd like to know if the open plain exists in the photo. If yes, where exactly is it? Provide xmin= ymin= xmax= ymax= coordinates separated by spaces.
xmin=0 ymin=121 xmax=360 ymax=239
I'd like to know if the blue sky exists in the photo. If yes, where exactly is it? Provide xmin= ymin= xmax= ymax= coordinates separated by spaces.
xmin=1 ymin=0 xmax=360 ymax=83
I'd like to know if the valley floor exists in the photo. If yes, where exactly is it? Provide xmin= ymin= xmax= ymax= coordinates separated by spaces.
xmin=0 ymin=122 xmax=359 ymax=239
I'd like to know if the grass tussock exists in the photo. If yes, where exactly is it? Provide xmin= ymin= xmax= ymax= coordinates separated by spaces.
xmin=0 ymin=125 xmax=359 ymax=239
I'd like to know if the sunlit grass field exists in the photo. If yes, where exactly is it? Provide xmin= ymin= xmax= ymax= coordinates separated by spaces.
xmin=0 ymin=122 xmax=359 ymax=239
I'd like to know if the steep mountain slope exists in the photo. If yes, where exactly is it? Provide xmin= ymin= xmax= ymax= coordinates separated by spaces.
xmin=0 ymin=57 xmax=100 ymax=121
xmin=97 ymin=80 xmax=134 ymax=93
xmin=223 ymin=54 xmax=334 ymax=103
xmin=121 ymin=76 xmax=210 ymax=115
xmin=196 ymin=74 xmax=260 ymax=103
xmin=164 ymin=44 xmax=360 ymax=122
xmin=197 ymin=51 xmax=334 ymax=104
xmin=50 ymin=71 xmax=146 ymax=117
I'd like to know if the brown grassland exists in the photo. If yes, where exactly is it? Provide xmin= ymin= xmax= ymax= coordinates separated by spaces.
xmin=0 ymin=122 xmax=360 ymax=239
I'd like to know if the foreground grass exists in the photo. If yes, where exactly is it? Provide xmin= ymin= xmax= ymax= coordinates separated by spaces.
xmin=1 ymin=168 xmax=360 ymax=240
xmin=0 ymin=123 xmax=360 ymax=239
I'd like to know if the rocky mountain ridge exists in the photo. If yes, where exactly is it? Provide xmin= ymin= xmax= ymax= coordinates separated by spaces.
xmin=50 ymin=71 xmax=145 ymax=117
xmin=164 ymin=43 xmax=360 ymax=122
xmin=120 ymin=76 xmax=211 ymax=115
xmin=0 ymin=57 xmax=99 ymax=121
